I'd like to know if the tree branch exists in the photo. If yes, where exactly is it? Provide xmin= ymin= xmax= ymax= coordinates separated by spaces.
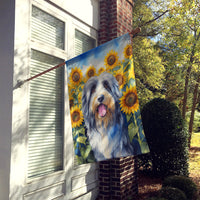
xmin=135 ymin=75 xmax=166 ymax=94
xmin=140 ymin=10 xmax=169 ymax=27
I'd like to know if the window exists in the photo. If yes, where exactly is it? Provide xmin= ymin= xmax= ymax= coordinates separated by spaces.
xmin=75 ymin=29 xmax=96 ymax=56
xmin=31 ymin=6 xmax=65 ymax=49
xmin=28 ymin=6 xmax=65 ymax=178
xmin=28 ymin=5 xmax=97 ymax=178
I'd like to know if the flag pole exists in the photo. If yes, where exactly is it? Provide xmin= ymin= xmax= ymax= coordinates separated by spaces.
xmin=129 ymin=27 xmax=141 ymax=38
xmin=15 ymin=61 xmax=66 ymax=88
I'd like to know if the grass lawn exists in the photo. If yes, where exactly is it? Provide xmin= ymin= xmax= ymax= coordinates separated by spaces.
xmin=189 ymin=132 xmax=200 ymax=190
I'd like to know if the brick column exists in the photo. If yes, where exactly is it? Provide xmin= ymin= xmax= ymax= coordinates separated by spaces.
xmin=98 ymin=1 xmax=139 ymax=199
xmin=99 ymin=0 xmax=134 ymax=45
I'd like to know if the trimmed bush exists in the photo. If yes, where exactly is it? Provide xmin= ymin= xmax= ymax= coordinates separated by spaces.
xmin=163 ymin=175 xmax=198 ymax=200
xmin=147 ymin=197 xmax=167 ymax=200
xmin=159 ymin=186 xmax=187 ymax=200
xmin=137 ymin=152 xmax=153 ymax=173
xmin=141 ymin=98 xmax=189 ymax=177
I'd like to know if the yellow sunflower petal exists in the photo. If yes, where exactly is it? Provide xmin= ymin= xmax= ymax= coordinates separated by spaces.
xmin=86 ymin=66 xmax=97 ymax=80
xmin=98 ymin=67 xmax=105 ymax=75
xmin=70 ymin=106 xmax=84 ymax=128
xmin=114 ymin=68 xmax=127 ymax=90
xmin=104 ymin=50 xmax=119 ymax=70
xmin=124 ymin=44 xmax=133 ymax=59
xmin=127 ymin=63 xmax=135 ymax=80
xmin=69 ymin=67 xmax=83 ymax=86
xmin=78 ymin=92 xmax=82 ymax=103
xmin=120 ymin=86 xmax=139 ymax=114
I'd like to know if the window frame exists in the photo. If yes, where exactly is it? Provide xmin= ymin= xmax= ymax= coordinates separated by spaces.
xmin=26 ymin=0 xmax=98 ymax=183
xmin=27 ymin=2 xmax=67 ymax=182
xmin=11 ymin=0 xmax=99 ymax=199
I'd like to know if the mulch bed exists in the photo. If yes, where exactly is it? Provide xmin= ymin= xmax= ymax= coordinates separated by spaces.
xmin=136 ymin=147 xmax=200 ymax=200
xmin=189 ymin=147 xmax=200 ymax=193
xmin=137 ymin=171 xmax=162 ymax=200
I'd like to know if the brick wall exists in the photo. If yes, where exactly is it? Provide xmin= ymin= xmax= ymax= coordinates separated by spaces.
xmin=97 ymin=0 xmax=139 ymax=199
xmin=99 ymin=0 xmax=134 ymax=45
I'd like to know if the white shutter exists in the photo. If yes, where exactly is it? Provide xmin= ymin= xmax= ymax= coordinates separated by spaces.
xmin=28 ymin=6 xmax=65 ymax=179
xmin=28 ymin=50 xmax=64 ymax=178
xmin=75 ymin=29 xmax=96 ymax=56
xmin=31 ymin=6 xmax=64 ymax=50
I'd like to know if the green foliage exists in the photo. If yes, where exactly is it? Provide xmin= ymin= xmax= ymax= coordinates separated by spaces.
xmin=137 ymin=153 xmax=152 ymax=173
xmin=162 ymin=176 xmax=198 ymax=200
xmin=186 ymin=111 xmax=200 ymax=132
xmin=147 ymin=197 xmax=167 ymax=200
xmin=141 ymin=98 xmax=189 ymax=177
xmin=197 ymin=101 xmax=200 ymax=112
xmin=161 ymin=0 xmax=200 ymax=116
xmin=132 ymin=0 xmax=166 ymax=108
xmin=133 ymin=37 xmax=165 ymax=108
xmin=132 ymin=0 xmax=200 ymax=144
xmin=159 ymin=187 xmax=187 ymax=200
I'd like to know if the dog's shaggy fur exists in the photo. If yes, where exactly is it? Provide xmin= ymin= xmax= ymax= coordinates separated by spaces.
xmin=82 ymin=72 xmax=133 ymax=161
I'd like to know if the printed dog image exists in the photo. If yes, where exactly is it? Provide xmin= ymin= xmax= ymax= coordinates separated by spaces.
xmin=82 ymin=72 xmax=133 ymax=161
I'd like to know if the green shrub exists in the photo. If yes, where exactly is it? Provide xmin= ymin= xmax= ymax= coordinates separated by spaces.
xmin=141 ymin=98 xmax=189 ymax=177
xmin=159 ymin=186 xmax=187 ymax=200
xmin=137 ymin=152 xmax=153 ymax=173
xmin=186 ymin=111 xmax=200 ymax=133
xmin=147 ymin=197 xmax=167 ymax=200
xmin=163 ymin=175 xmax=198 ymax=200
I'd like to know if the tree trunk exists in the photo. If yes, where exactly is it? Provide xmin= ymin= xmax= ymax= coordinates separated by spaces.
xmin=182 ymin=32 xmax=199 ymax=119
xmin=197 ymin=92 xmax=200 ymax=109
xmin=182 ymin=65 xmax=192 ymax=119
xmin=188 ymin=74 xmax=200 ymax=147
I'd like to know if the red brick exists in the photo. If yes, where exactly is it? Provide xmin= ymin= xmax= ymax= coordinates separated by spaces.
xmin=98 ymin=1 xmax=137 ymax=198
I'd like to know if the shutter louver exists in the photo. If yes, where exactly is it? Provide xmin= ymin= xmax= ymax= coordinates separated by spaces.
xmin=75 ymin=29 xmax=96 ymax=56
xmin=28 ymin=50 xmax=64 ymax=178
xmin=32 ymin=6 xmax=64 ymax=50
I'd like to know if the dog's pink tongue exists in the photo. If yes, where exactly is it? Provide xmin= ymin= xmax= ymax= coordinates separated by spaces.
xmin=98 ymin=104 xmax=107 ymax=117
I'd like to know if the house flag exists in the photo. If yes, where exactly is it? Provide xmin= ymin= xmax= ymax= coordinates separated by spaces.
xmin=66 ymin=33 xmax=149 ymax=164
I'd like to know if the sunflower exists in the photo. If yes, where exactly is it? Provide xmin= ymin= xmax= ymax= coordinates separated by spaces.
xmin=104 ymin=50 xmax=119 ymax=70
xmin=123 ymin=44 xmax=132 ymax=59
xmin=114 ymin=68 xmax=127 ymax=90
xmin=69 ymin=67 xmax=83 ymax=86
xmin=86 ymin=66 xmax=97 ymax=80
xmin=70 ymin=106 xmax=84 ymax=128
xmin=120 ymin=86 xmax=139 ymax=114
xmin=98 ymin=67 xmax=106 ymax=75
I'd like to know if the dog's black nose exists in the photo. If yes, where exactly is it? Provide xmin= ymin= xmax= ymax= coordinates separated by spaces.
xmin=98 ymin=95 xmax=104 ymax=102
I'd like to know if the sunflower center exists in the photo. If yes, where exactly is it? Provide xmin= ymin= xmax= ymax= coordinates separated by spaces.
xmin=126 ymin=46 xmax=132 ymax=57
xmin=107 ymin=55 xmax=116 ymax=66
xmin=72 ymin=111 xmax=80 ymax=122
xmin=125 ymin=92 xmax=137 ymax=107
xmin=116 ymin=74 xmax=123 ymax=86
xmin=88 ymin=69 xmax=95 ymax=77
xmin=72 ymin=72 xmax=80 ymax=82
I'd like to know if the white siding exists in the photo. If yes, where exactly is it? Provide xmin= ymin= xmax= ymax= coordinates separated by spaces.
xmin=48 ymin=0 xmax=99 ymax=30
